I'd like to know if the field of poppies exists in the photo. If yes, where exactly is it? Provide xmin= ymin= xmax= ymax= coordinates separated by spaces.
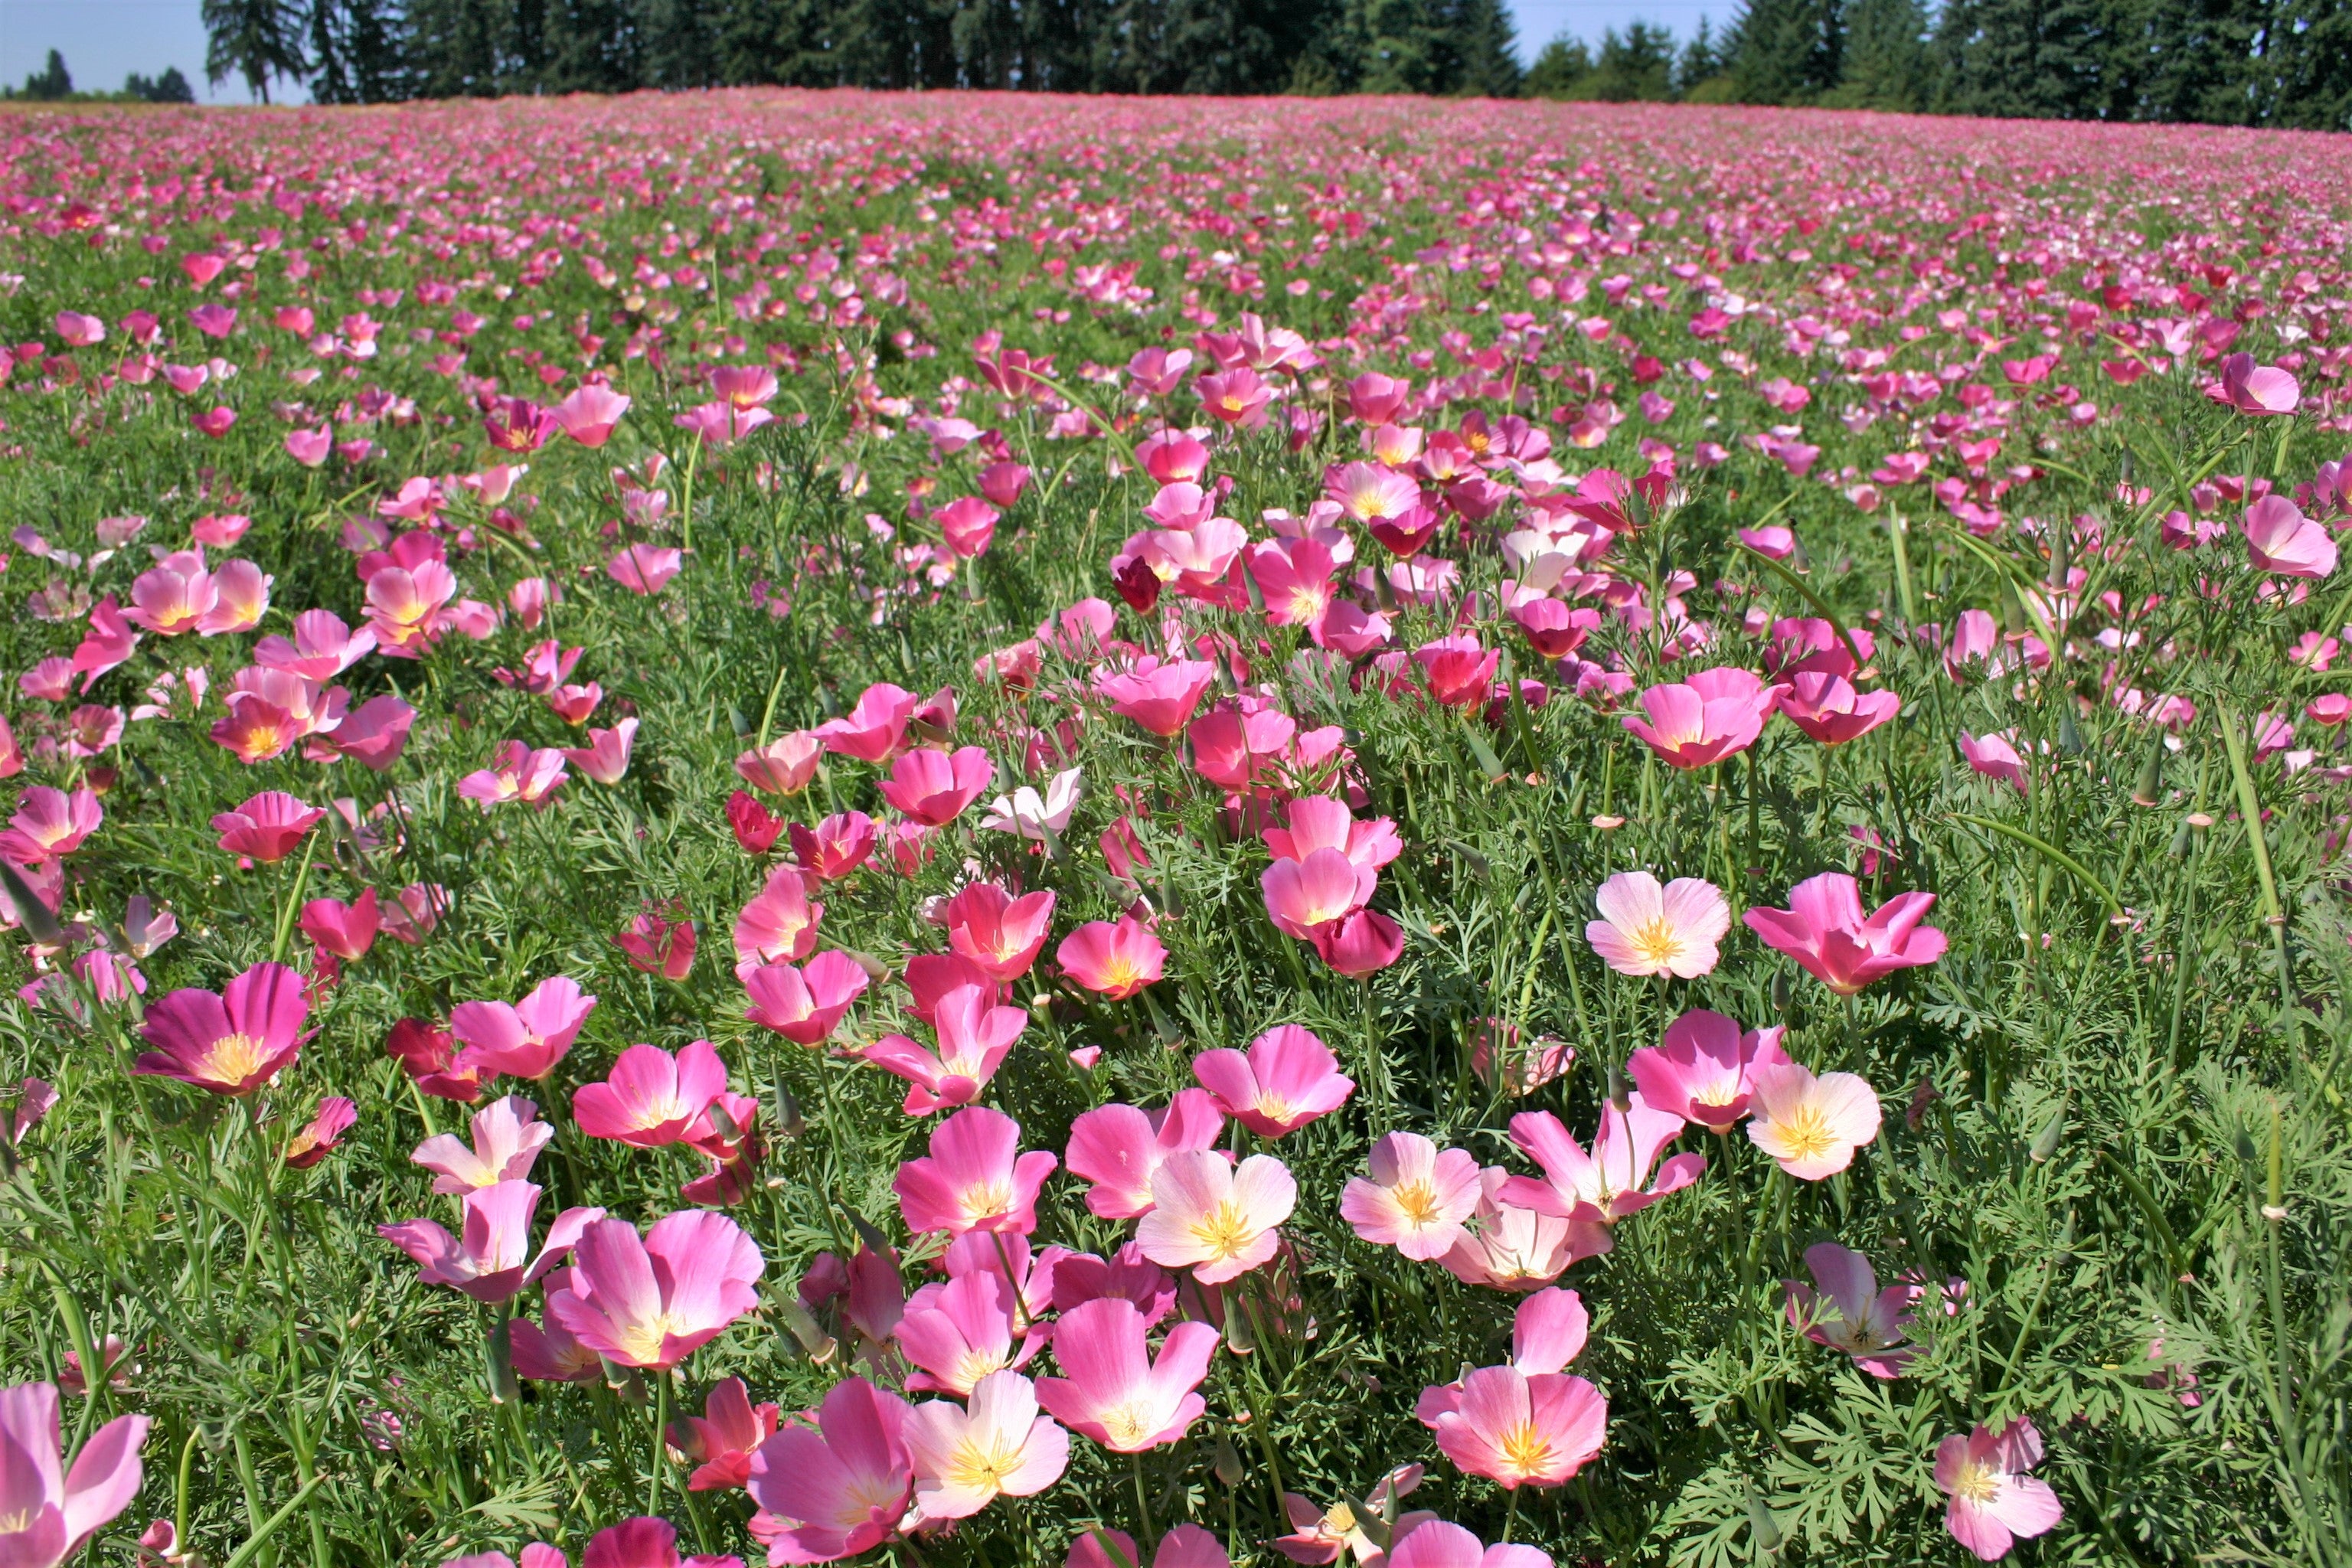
xmin=0 ymin=87 xmax=2347 ymax=1568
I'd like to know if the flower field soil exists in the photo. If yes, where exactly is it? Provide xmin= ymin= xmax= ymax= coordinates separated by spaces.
xmin=0 ymin=90 xmax=2349 ymax=1568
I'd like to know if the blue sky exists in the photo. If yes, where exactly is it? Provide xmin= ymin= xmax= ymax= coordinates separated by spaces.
xmin=0 ymin=0 xmax=1720 ymax=100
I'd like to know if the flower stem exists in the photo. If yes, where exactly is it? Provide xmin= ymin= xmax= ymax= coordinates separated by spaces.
xmin=647 ymin=1368 xmax=670 ymax=1517
xmin=1130 ymin=1449 xmax=1156 ymax=1542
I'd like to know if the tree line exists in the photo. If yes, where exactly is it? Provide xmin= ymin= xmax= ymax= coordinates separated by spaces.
xmin=197 ymin=0 xmax=2352 ymax=129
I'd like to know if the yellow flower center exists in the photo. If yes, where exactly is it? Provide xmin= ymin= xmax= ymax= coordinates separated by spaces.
xmin=1949 ymin=1459 xmax=2001 ymax=1505
xmin=1498 ymin=1421 xmax=1554 ymax=1478
xmin=959 ymin=1179 xmax=1013 ymax=1227
xmin=0 ymin=1506 xmax=36 ymax=1533
xmin=952 ymin=1348 xmax=1009 ymax=1392
xmin=1100 ymin=1400 xmax=1156 ymax=1447
xmin=1392 ymin=1180 xmax=1442 ymax=1227
xmin=1772 ymin=1106 xmax=1839 ymax=1163
xmin=1190 ymin=1199 xmax=1258 ymax=1263
xmin=201 ymin=1031 xmax=274 ymax=1086
xmin=1625 ymin=917 xmax=1686 ymax=969
xmin=613 ymin=1308 xmax=694 ymax=1366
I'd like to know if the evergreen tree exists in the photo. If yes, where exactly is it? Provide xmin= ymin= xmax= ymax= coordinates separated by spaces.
xmin=307 ymin=0 xmax=408 ymax=103
xmin=1831 ymin=0 xmax=1928 ymax=107
xmin=636 ymin=0 xmax=720 ymax=87
xmin=1523 ymin=33 xmax=1593 ymax=96
xmin=203 ymin=0 xmax=308 ymax=100
xmin=125 ymin=66 xmax=201 ymax=101
xmin=1444 ymin=0 xmax=1522 ymax=95
xmin=541 ymin=0 xmax=641 ymax=91
xmin=1674 ymin=15 xmax=1726 ymax=94
xmin=1724 ymin=0 xmax=1843 ymax=102
xmin=403 ymin=0 xmax=505 ymax=93
xmin=1584 ymin=21 xmax=1676 ymax=98
xmin=22 ymin=49 xmax=72 ymax=100
xmin=1929 ymin=0 xmax=2116 ymax=118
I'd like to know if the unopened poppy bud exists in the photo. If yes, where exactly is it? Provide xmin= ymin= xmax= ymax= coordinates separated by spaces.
xmin=1749 ymin=1490 xmax=1784 ymax=1555
xmin=779 ymin=1297 xmax=837 ymax=1364
xmin=2133 ymin=745 xmax=2165 ymax=807
xmin=2028 ymin=1100 xmax=2066 ymax=1162
xmin=729 ymin=704 xmax=753 ymax=737
xmin=1788 ymin=533 xmax=1811 ymax=573
xmin=1606 ymin=1058 xmax=1632 ymax=1114
xmin=2057 ymin=711 xmax=2086 ymax=756
xmin=845 ymin=949 xmax=890 ymax=982
xmin=1224 ymin=1301 xmax=1256 ymax=1355
xmin=2167 ymin=818 xmax=2194 ymax=858
xmin=775 ymin=1084 xmax=806 ymax=1138
xmin=601 ymin=1356 xmax=647 ymax=1405
xmin=1214 ymin=1431 xmax=1246 ymax=1488
xmin=485 ymin=1319 xmax=520 ymax=1406
xmin=1770 ymin=970 xmax=1794 ymax=1011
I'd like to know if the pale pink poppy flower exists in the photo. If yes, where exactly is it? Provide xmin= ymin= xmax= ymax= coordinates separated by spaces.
xmin=2208 ymin=352 xmax=2298 ymax=416
xmin=1622 ymin=666 xmax=1778 ymax=768
xmin=196 ymin=560 xmax=270 ymax=635
xmin=2244 ymin=495 xmax=2337 ymax=578
xmin=1743 ymin=872 xmax=1946 ymax=995
xmin=552 ymin=384 xmax=631 ymax=446
xmin=1135 ymin=1150 xmax=1295 ymax=1283
xmin=942 ymin=882 xmax=1057 ymax=979
xmin=1071 ymin=1524 xmax=1231 ymax=1568
xmin=903 ymin=1369 xmax=1069 ymax=1521
xmin=2 ymin=786 xmax=102 ymax=862
xmin=285 ymin=427 xmax=332 ymax=466
xmin=209 ymin=791 xmax=325 ymax=863
xmin=671 ymin=1376 xmax=779 ymax=1492
xmin=1192 ymin=1024 xmax=1354 ymax=1137
xmin=558 ymin=717 xmax=636 ymax=786
xmin=979 ymin=766 xmax=1082 ymax=841
xmin=0 ymin=1380 xmax=149 ymax=1568
xmin=256 ymin=609 xmax=376 ymax=680
xmin=743 ymin=950 xmax=870 ymax=1044
xmin=1275 ymin=1465 xmax=1431 ymax=1565
xmin=733 ymin=865 xmax=825 ymax=970
xmin=1261 ymin=848 xmax=1375 ymax=939
xmin=1096 ymin=658 xmax=1217 ymax=737
xmin=746 ymin=1377 xmax=914 ymax=1563
xmin=1341 ymin=1132 xmax=1482 ymax=1260
xmin=1500 ymin=1099 xmax=1704 ymax=1224
xmin=1439 ymin=1168 xmax=1609 ymax=1290
xmin=1263 ymin=795 xmax=1402 ymax=871
xmin=1033 ymin=1297 xmax=1219 ymax=1452
xmin=1779 ymin=672 xmax=1900 ymax=746
xmin=1786 ymin=1242 xmax=1918 ymax=1379
xmin=1958 ymin=730 xmax=2027 ymax=792
xmin=377 ymin=1180 xmax=603 ymax=1303
xmin=54 ymin=311 xmax=103 ymax=347
xmin=1746 ymin=1063 xmax=1883 ymax=1180
xmin=895 ymin=1271 xmax=1040 ymax=1395
xmin=449 ymin=975 xmax=596 ymax=1081
xmin=1429 ymin=1364 xmax=1607 ymax=1489
xmin=1058 ymin=915 xmax=1167 ymax=1001
xmin=571 ymin=1040 xmax=730 ymax=1148
xmin=736 ymin=730 xmax=823 ymax=793
xmin=132 ymin=961 xmax=309 ymax=1096
xmin=863 ymin=978 xmax=1027 ymax=1115
xmin=1386 ymin=1518 xmax=1553 ymax=1568
xmin=606 ymin=544 xmax=682 ymax=595
xmin=550 ymin=1209 xmax=763 ymax=1370
xmin=1584 ymin=871 xmax=1730 ymax=979
xmin=815 ymin=682 xmax=919 ymax=762
xmin=457 ymin=741 xmax=568 ymax=809
xmin=893 ymin=1105 xmax=1057 ymax=1236
xmin=1628 ymin=1009 xmax=1792 ymax=1132
xmin=1933 ymin=1418 xmax=2063 ymax=1561
xmin=878 ymin=745 xmax=995 ymax=825
xmin=410 ymin=1095 xmax=553 ymax=1193
xmin=1064 ymin=1090 xmax=1226 ymax=1220
xmin=299 ymin=887 xmax=380 ymax=962
xmin=124 ymin=554 xmax=217 ymax=635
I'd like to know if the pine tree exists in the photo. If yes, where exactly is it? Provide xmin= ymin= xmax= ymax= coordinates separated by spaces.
xmin=23 ymin=49 xmax=72 ymax=100
xmin=1674 ymin=15 xmax=1726 ymax=95
xmin=1724 ymin=0 xmax=1843 ymax=102
xmin=1929 ymin=0 xmax=2113 ymax=118
xmin=203 ymin=0 xmax=308 ymax=100
xmin=1523 ymin=33 xmax=1593 ymax=96
xmin=541 ymin=0 xmax=642 ymax=90
xmin=404 ymin=0 xmax=506 ymax=93
xmin=1581 ymin=21 xmax=1675 ymax=99
xmin=637 ymin=0 xmax=720 ymax=87
xmin=1444 ymin=0 xmax=1521 ymax=94
xmin=1832 ymin=0 xmax=1928 ymax=107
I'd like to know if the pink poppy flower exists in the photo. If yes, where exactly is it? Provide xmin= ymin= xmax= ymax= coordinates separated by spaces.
xmin=1191 ymin=1024 xmax=1354 ymax=1138
xmin=1415 ymin=635 xmax=1500 ymax=708
xmin=877 ymin=745 xmax=995 ymax=825
xmin=935 ymin=496 xmax=1000 ymax=559
xmin=1439 ymin=1168 xmax=1610 ymax=1290
xmin=449 ymin=975 xmax=597 ymax=1082
xmin=299 ymin=887 xmax=381 ymax=963
xmin=893 ymin=1105 xmax=1058 ymax=1236
xmin=1196 ymin=365 xmax=1273 ymax=426
xmin=552 ymin=384 xmax=631 ymax=446
xmin=791 ymin=812 xmax=877 ymax=879
xmin=562 ymin=718 xmax=638 ymax=786
xmin=2245 ymin=495 xmax=2337 ymax=578
xmin=1135 ymin=1150 xmax=1295 ymax=1283
xmin=743 ymin=951 xmax=870 ymax=1044
xmin=550 ymin=1209 xmax=763 ymax=1370
xmin=612 ymin=906 xmax=695 ymax=980
xmin=863 ymin=977 xmax=1027 ymax=1115
xmin=607 ymin=544 xmax=683 ymax=594
xmin=815 ymin=682 xmax=920 ymax=763
xmin=670 ymin=1376 xmax=779 ymax=1492
xmin=1958 ymin=731 xmax=2027 ymax=792
xmin=1187 ymin=703 xmax=1295 ymax=791
xmin=1779 ymin=672 xmax=1901 ymax=746
xmin=1628 ymin=1010 xmax=1792 ymax=1132
xmin=904 ymin=1370 xmax=1069 ymax=1520
xmin=1262 ymin=795 xmax=1402 ymax=871
xmin=1311 ymin=909 xmax=1407 ymax=977
xmin=1585 ymin=871 xmax=1730 ymax=979
xmin=411 ymin=1094 xmax=553 ymax=1193
xmin=1 ymin=786 xmax=102 ymax=863
xmin=572 ymin=1040 xmax=730 ymax=1148
xmin=733 ymin=864 xmax=825 ymax=970
xmin=377 ymin=1180 xmax=603 ymax=1302
xmin=583 ymin=1516 xmax=739 ymax=1568
xmin=894 ymin=1270 xmax=1041 ymax=1395
xmin=256 ymin=609 xmax=376 ymax=680
xmin=0 ymin=1380 xmax=149 ymax=1568
xmin=737 ymin=731 xmax=823 ymax=793
xmin=457 ymin=741 xmax=569 ymax=809
xmin=1933 ymin=1418 xmax=2063 ymax=1561
xmin=1429 ymin=1364 xmax=1607 ymax=1489
xmin=1622 ymin=666 xmax=1778 ymax=768
xmin=211 ymin=791 xmax=326 ymax=863
xmin=1033 ymin=1297 xmax=1220 ymax=1452
xmin=942 ymin=882 xmax=1057 ymax=979
xmin=1499 ymin=1099 xmax=1704 ymax=1225
xmin=286 ymin=427 xmax=332 ymax=466
xmin=1386 ymin=1519 xmax=1553 ymax=1568
xmin=1341 ymin=1132 xmax=1483 ymax=1260
xmin=319 ymin=694 xmax=414 ymax=772
xmin=1743 ymin=872 xmax=1946 ymax=995
xmin=132 ymin=961 xmax=309 ymax=1096
xmin=1065 ymin=1089 xmax=1227 ymax=1220
xmin=1512 ymin=599 xmax=1600 ymax=659
xmin=283 ymin=1096 xmax=356 ymax=1168
xmin=2207 ymin=352 xmax=2298 ymax=416
xmin=1746 ymin=1063 xmax=1883 ymax=1180
xmin=1057 ymin=915 xmax=1167 ymax=1001
xmin=1096 ymin=658 xmax=1217 ymax=737
xmin=1785 ymin=1242 xmax=1918 ymax=1379
xmin=1261 ymin=848 xmax=1375 ymax=939
xmin=746 ymin=1377 xmax=913 ymax=1562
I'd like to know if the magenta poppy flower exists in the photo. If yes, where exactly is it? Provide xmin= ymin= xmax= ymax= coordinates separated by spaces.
xmin=2207 ymin=351 xmax=2298 ymax=416
xmin=132 ymin=961 xmax=309 ymax=1096
xmin=449 ymin=975 xmax=596 ymax=1082
xmin=300 ymin=884 xmax=386 ymax=965
xmin=1262 ymin=795 xmax=1401 ymax=872
xmin=612 ymin=906 xmax=695 ymax=980
xmin=377 ymin=1180 xmax=603 ymax=1303
xmin=571 ymin=1040 xmax=730 ymax=1148
xmin=1095 ymin=658 xmax=1217 ymax=737
xmin=893 ymin=1270 xmax=1042 ymax=1396
xmin=1627 ymin=1009 xmax=1792 ymax=1132
xmin=1623 ymin=666 xmax=1779 ymax=768
xmin=877 ymin=745 xmax=995 ymax=825
xmin=1415 ymin=634 xmax=1499 ymax=708
xmin=814 ymin=682 xmax=920 ymax=763
xmin=551 ymin=383 xmax=631 ymax=446
xmin=1064 ymin=1089 xmax=1226 ymax=1220
xmin=746 ymin=1376 xmax=913 ymax=1562
xmin=1034 ymin=1296 xmax=1220 ymax=1452
xmin=1310 ymin=909 xmax=1406 ymax=977
xmin=893 ymin=1105 xmax=1057 ymax=1236
xmin=942 ymin=882 xmax=1056 ymax=979
xmin=0 ymin=786 xmax=102 ymax=864
xmin=743 ymin=950 xmax=870 ymax=1045
xmin=790 ymin=811 xmax=877 ymax=880
xmin=863 ymin=977 xmax=1027 ymax=1116
xmin=606 ymin=543 xmax=682 ymax=595
xmin=2245 ymin=495 xmax=2337 ymax=578
xmin=935 ymin=495 xmax=1000 ymax=559
xmin=733 ymin=864 xmax=824 ymax=971
xmin=283 ymin=1096 xmax=357 ymax=1168
xmin=457 ymin=740 xmax=569 ymax=809
xmin=1191 ymin=1024 xmax=1354 ymax=1137
xmin=1743 ymin=871 xmax=1946 ymax=995
xmin=211 ymin=791 xmax=327 ymax=863
xmin=1933 ymin=1418 xmax=2063 ymax=1560
xmin=0 ymin=1380 xmax=149 ymax=1568
xmin=1779 ymin=672 xmax=1901 ymax=746
xmin=550 ymin=1209 xmax=763 ymax=1370
xmin=1057 ymin=914 xmax=1167 ymax=1001
xmin=671 ymin=1376 xmax=779 ymax=1493
xmin=1958 ymin=730 xmax=2028 ymax=792
xmin=411 ymin=1094 xmax=553 ymax=1193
